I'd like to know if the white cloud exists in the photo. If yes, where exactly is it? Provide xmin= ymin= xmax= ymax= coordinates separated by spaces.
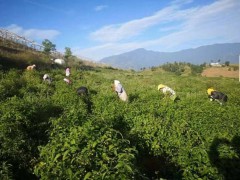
xmin=76 ymin=41 xmax=149 ymax=61
xmin=144 ymin=0 xmax=240 ymax=51
xmin=90 ymin=6 xmax=182 ymax=42
xmin=94 ymin=5 xmax=108 ymax=11
xmin=4 ymin=24 xmax=60 ymax=41
xmin=85 ymin=0 xmax=240 ymax=60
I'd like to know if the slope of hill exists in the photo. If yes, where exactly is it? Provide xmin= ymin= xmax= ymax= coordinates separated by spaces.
xmin=100 ymin=43 xmax=240 ymax=70
xmin=0 ymin=65 xmax=240 ymax=179
xmin=0 ymin=43 xmax=105 ymax=70
xmin=1 ymin=37 xmax=240 ymax=179
xmin=202 ymin=66 xmax=239 ymax=78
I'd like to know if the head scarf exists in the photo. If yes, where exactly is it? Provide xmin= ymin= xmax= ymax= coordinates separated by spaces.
xmin=207 ymin=88 xmax=215 ymax=95
xmin=114 ymin=80 xmax=120 ymax=86
xmin=158 ymin=84 xmax=166 ymax=90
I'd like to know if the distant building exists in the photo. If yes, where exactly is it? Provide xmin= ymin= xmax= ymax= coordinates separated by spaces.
xmin=210 ymin=62 xmax=222 ymax=67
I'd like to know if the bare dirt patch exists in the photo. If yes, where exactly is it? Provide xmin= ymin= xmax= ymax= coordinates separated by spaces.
xmin=201 ymin=67 xmax=239 ymax=78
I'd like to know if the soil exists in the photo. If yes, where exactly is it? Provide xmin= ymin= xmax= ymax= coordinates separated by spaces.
xmin=201 ymin=67 xmax=239 ymax=78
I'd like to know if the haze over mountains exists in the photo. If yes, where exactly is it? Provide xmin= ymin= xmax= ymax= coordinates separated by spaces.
xmin=100 ymin=43 xmax=240 ymax=70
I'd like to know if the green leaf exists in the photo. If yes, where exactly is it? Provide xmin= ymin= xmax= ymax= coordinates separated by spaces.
xmin=109 ymin=145 xmax=114 ymax=151
xmin=63 ymin=150 xmax=70 ymax=161
xmin=54 ymin=153 xmax=61 ymax=162
xmin=70 ymin=139 xmax=76 ymax=145
xmin=67 ymin=168 xmax=73 ymax=178
xmin=115 ymin=162 xmax=124 ymax=169
xmin=124 ymin=164 xmax=133 ymax=173
xmin=92 ymin=141 xmax=97 ymax=148
xmin=83 ymin=172 xmax=92 ymax=180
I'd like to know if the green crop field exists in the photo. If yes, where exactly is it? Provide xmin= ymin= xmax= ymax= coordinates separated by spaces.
xmin=0 ymin=65 xmax=239 ymax=179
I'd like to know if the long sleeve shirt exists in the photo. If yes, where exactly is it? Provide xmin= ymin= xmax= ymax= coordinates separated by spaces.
xmin=115 ymin=84 xmax=124 ymax=95
xmin=162 ymin=87 xmax=176 ymax=95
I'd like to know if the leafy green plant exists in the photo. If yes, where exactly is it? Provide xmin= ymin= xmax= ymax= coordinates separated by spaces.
xmin=0 ymin=64 xmax=239 ymax=179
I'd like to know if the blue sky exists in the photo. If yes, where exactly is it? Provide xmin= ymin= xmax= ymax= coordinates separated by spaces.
xmin=1 ymin=0 xmax=240 ymax=61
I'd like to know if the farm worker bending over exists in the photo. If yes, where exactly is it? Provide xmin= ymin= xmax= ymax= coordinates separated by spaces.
xmin=26 ymin=64 xmax=36 ymax=70
xmin=113 ymin=80 xmax=128 ymax=102
xmin=158 ymin=84 xmax=177 ymax=101
xmin=43 ymin=74 xmax=52 ymax=84
xmin=65 ymin=67 xmax=70 ymax=77
xmin=207 ymin=88 xmax=228 ymax=105
xmin=64 ymin=78 xmax=71 ymax=84
xmin=77 ymin=86 xmax=88 ymax=96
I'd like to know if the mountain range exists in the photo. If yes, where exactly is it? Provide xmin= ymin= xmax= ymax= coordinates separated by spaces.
xmin=100 ymin=43 xmax=240 ymax=70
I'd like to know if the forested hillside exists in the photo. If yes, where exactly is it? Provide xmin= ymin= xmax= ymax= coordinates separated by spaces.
xmin=0 ymin=61 xmax=239 ymax=179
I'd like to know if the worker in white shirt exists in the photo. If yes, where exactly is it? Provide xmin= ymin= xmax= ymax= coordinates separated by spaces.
xmin=158 ymin=84 xmax=177 ymax=101
xmin=113 ymin=80 xmax=128 ymax=102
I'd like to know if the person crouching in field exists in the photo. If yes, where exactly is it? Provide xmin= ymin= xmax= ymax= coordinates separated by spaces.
xmin=26 ymin=64 xmax=36 ymax=70
xmin=43 ymin=74 xmax=52 ymax=84
xmin=113 ymin=80 xmax=128 ymax=102
xmin=65 ymin=67 xmax=70 ymax=77
xmin=77 ymin=86 xmax=88 ymax=96
xmin=77 ymin=86 xmax=93 ymax=113
xmin=207 ymin=88 xmax=228 ymax=105
xmin=64 ymin=78 xmax=71 ymax=84
xmin=158 ymin=84 xmax=177 ymax=101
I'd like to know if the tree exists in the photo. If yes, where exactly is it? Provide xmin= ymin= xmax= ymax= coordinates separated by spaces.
xmin=225 ymin=61 xmax=230 ymax=66
xmin=200 ymin=62 xmax=207 ymax=67
xmin=64 ymin=47 xmax=72 ymax=60
xmin=42 ymin=39 xmax=56 ymax=55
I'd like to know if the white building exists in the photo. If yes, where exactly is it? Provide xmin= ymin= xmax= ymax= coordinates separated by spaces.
xmin=210 ymin=62 xmax=222 ymax=67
